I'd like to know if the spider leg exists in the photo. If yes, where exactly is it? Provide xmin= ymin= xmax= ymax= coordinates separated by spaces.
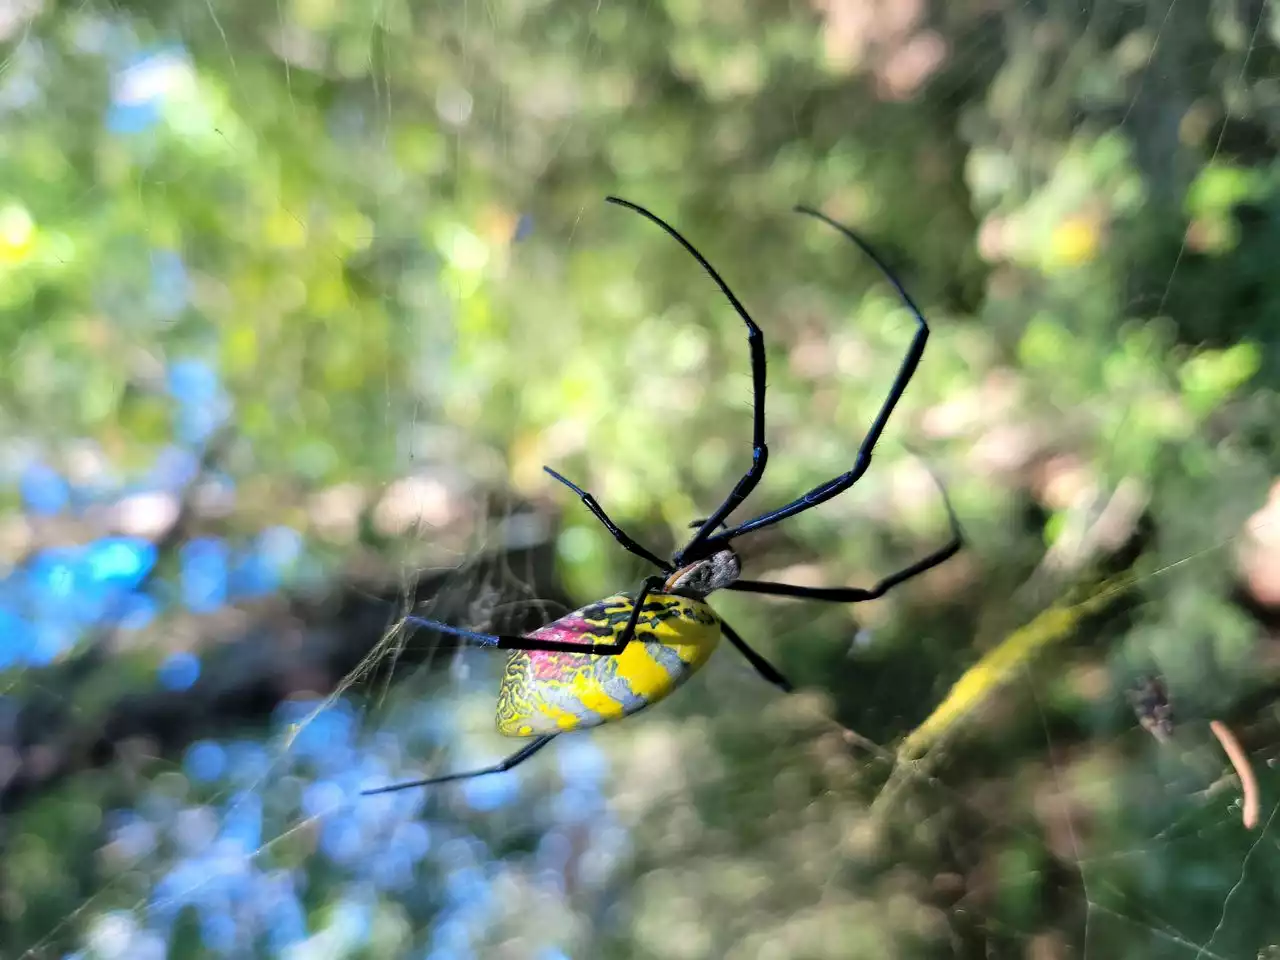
xmin=405 ymin=575 xmax=668 ymax=656
xmin=544 ymin=466 xmax=670 ymax=570
xmin=604 ymin=196 xmax=769 ymax=565
xmin=724 ymin=456 xmax=963 ymax=602
xmin=719 ymin=619 xmax=793 ymax=694
xmin=726 ymin=541 xmax=959 ymax=603
xmin=695 ymin=206 xmax=932 ymax=551
xmin=361 ymin=735 xmax=557 ymax=794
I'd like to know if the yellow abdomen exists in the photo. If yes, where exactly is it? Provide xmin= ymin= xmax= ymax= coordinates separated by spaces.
xmin=495 ymin=592 xmax=721 ymax=737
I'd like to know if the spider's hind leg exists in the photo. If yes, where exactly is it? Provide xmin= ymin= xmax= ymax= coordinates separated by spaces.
xmin=720 ymin=618 xmax=794 ymax=694
xmin=361 ymin=735 xmax=556 ymax=794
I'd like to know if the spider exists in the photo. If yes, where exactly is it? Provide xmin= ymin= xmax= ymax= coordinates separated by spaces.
xmin=363 ymin=196 xmax=963 ymax=795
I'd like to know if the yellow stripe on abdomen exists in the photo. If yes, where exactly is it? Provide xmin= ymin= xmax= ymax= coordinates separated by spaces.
xmin=613 ymin=638 xmax=681 ymax=702
xmin=570 ymin=671 xmax=630 ymax=721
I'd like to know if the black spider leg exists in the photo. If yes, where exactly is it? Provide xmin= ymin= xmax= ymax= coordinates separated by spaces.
xmin=546 ymin=464 xmax=730 ymax=556
xmin=361 ymin=735 xmax=557 ymax=795
xmin=543 ymin=467 xmax=671 ymax=571
xmin=724 ymin=458 xmax=964 ymax=602
xmin=693 ymin=205 xmax=933 ymax=554
xmin=403 ymin=575 xmax=667 ymax=655
xmin=721 ymin=618 xmax=886 ymax=761
xmin=719 ymin=618 xmax=794 ymax=694
xmin=604 ymin=196 xmax=769 ymax=565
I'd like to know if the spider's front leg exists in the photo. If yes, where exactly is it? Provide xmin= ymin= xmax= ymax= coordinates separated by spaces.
xmin=725 ymin=456 xmax=964 ymax=604
xmin=604 ymin=196 xmax=771 ymax=564
xmin=405 ymin=575 xmax=668 ymax=656
xmin=543 ymin=466 xmax=669 ymax=570
xmin=695 ymin=206 xmax=936 ymax=550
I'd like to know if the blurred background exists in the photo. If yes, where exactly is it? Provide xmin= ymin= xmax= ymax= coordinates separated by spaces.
xmin=2 ymin=0 xmax=1280 ymax=956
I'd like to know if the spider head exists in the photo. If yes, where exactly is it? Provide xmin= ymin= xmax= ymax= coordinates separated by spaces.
xmin=663 ymin=549 xmax=740 ymax=599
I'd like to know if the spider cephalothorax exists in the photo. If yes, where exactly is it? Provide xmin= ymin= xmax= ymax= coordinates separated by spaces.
xmin=664 ymin=550 xmax=741 ymax=599
xmin=364 ymin=196 xmax=964 ymax=796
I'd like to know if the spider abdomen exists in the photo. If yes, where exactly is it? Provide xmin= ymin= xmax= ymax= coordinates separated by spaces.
xmin=496 ymin=592 xmax=721 ymax=737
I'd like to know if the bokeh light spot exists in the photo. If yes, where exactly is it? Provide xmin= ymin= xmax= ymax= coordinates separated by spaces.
xmin=158 ymin=651 xmax=200 ymax=691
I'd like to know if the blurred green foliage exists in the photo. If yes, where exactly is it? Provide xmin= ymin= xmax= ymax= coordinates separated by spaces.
xmin=4 ymin=0 xmax=1280 ymax=956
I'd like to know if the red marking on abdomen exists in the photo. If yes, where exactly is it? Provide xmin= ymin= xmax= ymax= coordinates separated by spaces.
xmin=528 ymin=651 xmax=586 ymax=680
xmin=525 ymin=615 xmax=605 ymax=680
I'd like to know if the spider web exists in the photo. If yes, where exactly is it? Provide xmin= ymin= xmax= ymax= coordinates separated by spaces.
xmin=3 ymin=0 xmax=1280 ymax=958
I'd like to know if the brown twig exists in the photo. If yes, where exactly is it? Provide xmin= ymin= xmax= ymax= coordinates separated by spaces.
xmin=1209 ymin=719 xmax=1260 ymax=830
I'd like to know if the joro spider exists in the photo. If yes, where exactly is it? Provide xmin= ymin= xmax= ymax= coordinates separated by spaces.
xmin=363 ymin=196 xmax=963 ymax=796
